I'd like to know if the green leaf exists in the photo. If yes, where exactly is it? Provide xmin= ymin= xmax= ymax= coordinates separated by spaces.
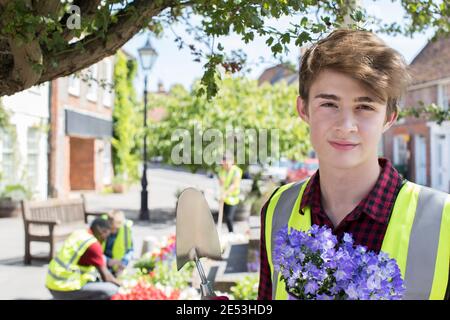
xmin=266 ymin=36 xmax=274 ymax=46
xmin=281 ymin=33 xmax=290 ymax=44
xmin=271 ymin=43 xmax=283 ymax=55
xmin=243 ymin=31 xmax=254 ymax=43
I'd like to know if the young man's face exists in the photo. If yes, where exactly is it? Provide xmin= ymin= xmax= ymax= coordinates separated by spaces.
xmin=297 ymin=69 xmax=397 ymax=170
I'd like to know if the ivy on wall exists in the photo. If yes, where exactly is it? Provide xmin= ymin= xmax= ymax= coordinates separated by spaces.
xmin=111 ymin=51 xmax=141 ymax=184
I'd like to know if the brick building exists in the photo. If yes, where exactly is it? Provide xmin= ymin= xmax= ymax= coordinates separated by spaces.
xmin=258 ymin=64 xmax=298 ymax=86
xmin=383 ymin=36 xmax=450 ymax=192
xmin=49 ymin=56 xmax=115 ymax=197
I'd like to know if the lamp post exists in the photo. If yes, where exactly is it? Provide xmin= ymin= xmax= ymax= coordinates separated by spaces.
xmin=138 ymin=35 xmax=158 ymax=221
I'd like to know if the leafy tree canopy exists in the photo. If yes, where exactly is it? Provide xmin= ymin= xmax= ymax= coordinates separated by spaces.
xmin=0 ymin=0 xmax=449 ymax=98
xmin=147 ymin=77 xmax=311 ymax=173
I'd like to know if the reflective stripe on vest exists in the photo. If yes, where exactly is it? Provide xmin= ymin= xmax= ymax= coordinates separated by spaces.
xmin=266 ymin=179 xmax=450 ymax=300
xmin=48 ymin=269 xmax=69 ymax=281
xmin=400 ymin=185 xmax=449 ymax=299
xmin=55 ymin=236 xmax=97 ymax=270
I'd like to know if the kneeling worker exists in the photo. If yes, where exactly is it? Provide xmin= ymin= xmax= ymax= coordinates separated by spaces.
xmin=103 ymin=210 xmax=134 ymax=276
xmin=46 ymin=217 xmax=121 ymax=300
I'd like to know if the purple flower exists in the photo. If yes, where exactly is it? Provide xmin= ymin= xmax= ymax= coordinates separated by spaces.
xmin=343 ymin=233 xmax=353 ymax=244
xmin=334 ymin=268 xmax=350 ymax=281
xmin=287 ymin=276 xmax=297 ymax=288
xmin=304 ymin=281 xmax=319 ymax=295
xmin=344 ymin=283 xmax=359 ymax=300
xmin=274 ymin=224 xmax=405 ymax=300
xmin=316 ymin=293 xmax=333 ymax=300
xmin=366 ymin=274 xmax=382 ymax=291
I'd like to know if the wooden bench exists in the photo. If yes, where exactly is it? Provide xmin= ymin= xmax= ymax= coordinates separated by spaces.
xmin=21 ymin=195 xmax=104 ymax=264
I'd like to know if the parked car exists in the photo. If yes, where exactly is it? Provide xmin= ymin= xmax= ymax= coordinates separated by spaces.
xmin=247 ymin=163 xmax=264 ymax=179
xmin=286 ymin=158 xmax=319 ymax=183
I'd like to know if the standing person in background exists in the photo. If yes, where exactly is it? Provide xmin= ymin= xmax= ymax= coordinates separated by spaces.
xmin=218 ymin=154 xmax=243 ymax=236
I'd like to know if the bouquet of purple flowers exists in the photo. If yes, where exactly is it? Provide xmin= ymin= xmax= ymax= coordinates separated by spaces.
xmin=273 ymin=225 xmax=405 ymax=300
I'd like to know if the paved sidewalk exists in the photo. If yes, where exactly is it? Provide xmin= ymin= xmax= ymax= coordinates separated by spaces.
xmin=0 ymin=166 xmax=251 ymax=299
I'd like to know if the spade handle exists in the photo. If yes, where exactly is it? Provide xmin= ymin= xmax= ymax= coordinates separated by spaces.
xmin=194 ymin=254 xmax=216 ymax=299
xmin=217 ymin=199 xmax=224 ymax=238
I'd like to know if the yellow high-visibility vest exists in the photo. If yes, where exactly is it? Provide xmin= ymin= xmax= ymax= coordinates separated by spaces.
xmin=265 ymin=178 xmax=450 ymax=300
xmin=219 ymin=165 xmax=243 ymax=206
xmin=46 ymin=229 xmax=99 ymax=291
xmin=102 ymin=219 xmax=133 ymax=263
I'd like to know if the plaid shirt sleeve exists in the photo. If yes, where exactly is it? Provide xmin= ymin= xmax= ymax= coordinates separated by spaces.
xmin=257 ymin=187 xmax=280 ymax=300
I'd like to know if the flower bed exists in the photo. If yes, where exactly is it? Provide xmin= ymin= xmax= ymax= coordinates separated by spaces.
xmin=112 ymin=280 xmax=181 ymax=300
xmin=112 ymin=233 xmax=249 ymax=300
xmin=112 ymin=234 xmax=198 ymax=300
xmin=133 ymin=235 xmax=176 ymax=274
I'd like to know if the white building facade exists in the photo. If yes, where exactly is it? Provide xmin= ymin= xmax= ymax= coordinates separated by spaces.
xmin=1 ymin=84 xmax=50 ymax=200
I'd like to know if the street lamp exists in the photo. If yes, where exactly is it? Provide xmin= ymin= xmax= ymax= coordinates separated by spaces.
xmin=138 ymin=35 xmax=158 ymax=221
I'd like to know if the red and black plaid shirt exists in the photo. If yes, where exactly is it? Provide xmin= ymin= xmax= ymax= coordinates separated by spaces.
xmin=257 ymin=158 xmax=405 ymax=300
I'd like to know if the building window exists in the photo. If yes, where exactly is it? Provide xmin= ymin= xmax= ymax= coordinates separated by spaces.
xmin=393 ymin=134 xmax=409 ymax=178
xmin=27 ymin=128 xmax=40 ymax=190
xmin=414 ymin=134 xmax=427 ymax=186
xmin=0 ymin=128 xmax=16 ymax=185
xmin=441 ymin=83 xmax=450 ymax=111
xmin=87 ymin=64 xmax=98 ymax=102
xmin=103 ymin=59 xmax=113 ymax=107
xmin=68 ymin=74 xmax=80 ymax=96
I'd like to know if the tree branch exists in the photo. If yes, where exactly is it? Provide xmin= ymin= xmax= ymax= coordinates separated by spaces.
xmin=8 ymin=37 xmax=42 ymax=89
xmin=60 ymin=0 xmax=102 ymax=41
xmin=35 ymin=0 xmax=173 ymax=87
xmin=3 ymin=0 xmax=61 ymax=93
xmin=32 ymin=0 xmax=61 ymax=16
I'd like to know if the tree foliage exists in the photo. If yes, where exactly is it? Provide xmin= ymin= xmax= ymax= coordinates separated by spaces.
xmin=111 ymin=50 xmax=141 ymax=183
xmin=0 ymin=98 xmax=10 ymax=128
xmin=0 ymin=0 xmax=449 ymax=99
xmin=399 ymin=102 xmax=450 ymax=125
xmin=147 ymin=77 xmax=311 ymax=173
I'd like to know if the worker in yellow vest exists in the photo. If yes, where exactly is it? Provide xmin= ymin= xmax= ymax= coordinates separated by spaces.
xmin=102 ymin=210 xmax=134 ymax=276
xmin=257 ymin=29 xmax=449 ymax=300
xmin=218 ymin=154 xmax=243 ymax=235
xmin=46 ymin=217 xmax=121 ymax=300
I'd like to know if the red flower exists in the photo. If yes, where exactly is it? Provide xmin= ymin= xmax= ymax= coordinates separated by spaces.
xmin=111 ymin=283 xmax=181 ymax=300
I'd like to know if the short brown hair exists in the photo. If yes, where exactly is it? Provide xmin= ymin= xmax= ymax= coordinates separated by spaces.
xmin=299 ymin=29 xmax=411 ymax=118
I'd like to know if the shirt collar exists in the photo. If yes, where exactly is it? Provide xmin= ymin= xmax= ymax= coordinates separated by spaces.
xmin=299 ymin=158 xmax=402 ymax=225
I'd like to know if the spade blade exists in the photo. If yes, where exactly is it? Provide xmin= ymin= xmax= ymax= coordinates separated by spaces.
xmin=176 ymin=188 xmax=222 ymax=271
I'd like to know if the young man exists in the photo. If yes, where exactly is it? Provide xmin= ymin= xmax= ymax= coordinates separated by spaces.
xmin=46 ymin=218 xmax=121 ymax=300
xmin=258 ymin=29 xmax=450 ymax=300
